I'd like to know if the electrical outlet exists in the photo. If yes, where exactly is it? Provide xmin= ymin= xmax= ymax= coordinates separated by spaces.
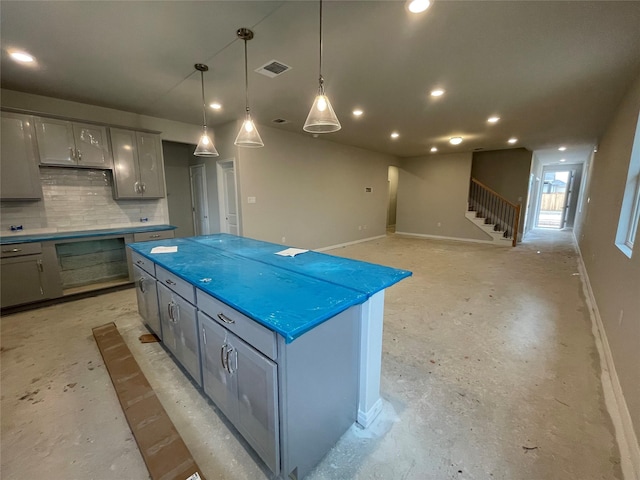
xmin=248 ymin=196 xmax=256 ymax=204
xmin=10 ymin=225 xmax=23 ymax=231
xmin=281 ymin=236 xmax=286 ymax=243
xmin=140 ymin=217 xmax=148 ymax=223
xmin=358 ymin=226 xmax=362 ymax=231
xmin=437 ymin=222 xmax=441 ymax=227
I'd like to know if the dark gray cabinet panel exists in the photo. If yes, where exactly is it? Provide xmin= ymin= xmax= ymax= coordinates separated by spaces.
xmin=0 ymin=112 xmax=42 ymax=200
xmin=133 ymin=265 xmax=161 ymax=338
xmin=158 ymin=283 xmax=201 ymax=386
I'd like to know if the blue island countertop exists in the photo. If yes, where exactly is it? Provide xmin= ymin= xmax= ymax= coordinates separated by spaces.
xmin=128 ymin=234 xmax=412 ymax=343
xmin=0 ymin=225 xmax=176 ymax=245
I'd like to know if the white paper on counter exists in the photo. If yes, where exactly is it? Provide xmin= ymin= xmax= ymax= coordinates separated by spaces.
xmin=150 ymin=246 xmax=178 ymax=254
xmin=274 ymin=248 xmax=309 ymax=257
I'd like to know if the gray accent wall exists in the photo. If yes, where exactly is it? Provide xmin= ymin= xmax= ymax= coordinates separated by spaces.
xmin=574 ymin=73 xmax=640 ymax=442
xmin=395 ymin=152 xmax=490 ymax=241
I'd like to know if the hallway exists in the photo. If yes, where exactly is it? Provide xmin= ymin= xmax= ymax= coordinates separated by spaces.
xmin=0 ymin=230 xmax=622 ymax=479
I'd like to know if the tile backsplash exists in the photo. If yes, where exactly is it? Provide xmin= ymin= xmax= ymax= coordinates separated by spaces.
xmin=1 ymin=167 xmax=168 ymax=234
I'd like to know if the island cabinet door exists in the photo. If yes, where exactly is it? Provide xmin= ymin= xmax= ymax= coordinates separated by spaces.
xmin=199 ymin=312 xmax=239 ymax=424
xmin=133 ymin=265 xmax=161 ymax=338
xmin=234 ymin=334 xmax=280 ymax=476
xmin=158 ymin=283 xmax=201 ymax=386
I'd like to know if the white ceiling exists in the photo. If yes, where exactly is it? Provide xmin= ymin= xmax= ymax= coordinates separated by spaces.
xmin=2 ymin=1 xmax=640 ymax=164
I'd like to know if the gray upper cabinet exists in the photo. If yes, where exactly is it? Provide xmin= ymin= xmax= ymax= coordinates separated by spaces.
xmin=110 ymin=128 xmax=165 ymax=199
xmin=34 ymin=117 xmax=111 ymax=168
xmin=0 ymin=112 xmax=42 ymax=200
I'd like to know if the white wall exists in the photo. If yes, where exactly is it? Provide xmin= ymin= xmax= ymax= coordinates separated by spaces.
xmin=395 ymin=152 xmax=490 ymax=241
xmin=223 ymin=122 xmax=396 ymax=249
xmin=574 ymin=73 xmax=640 ymax=444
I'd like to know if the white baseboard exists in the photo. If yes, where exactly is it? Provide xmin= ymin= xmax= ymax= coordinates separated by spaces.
xmin=574 ymin=235 xmax=640 ymax=480
xmin=394 ymin=231 xmax=506 ymax=245
xmin=316 ymin=235 xmax=386 ymax=252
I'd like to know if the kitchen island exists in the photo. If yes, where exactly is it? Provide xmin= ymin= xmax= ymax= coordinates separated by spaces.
xmin=127 ymin=234 xmax=411 ymax=479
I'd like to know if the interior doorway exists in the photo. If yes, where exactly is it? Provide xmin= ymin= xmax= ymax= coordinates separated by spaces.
xmin=216 ymin=159 xmax=240 ymax=235
xmin=536 ymin=170 xmax=572 ymax=229
xmin=189 ymin=164 xmax=210 ymax=236
xmin=387 ymin=166 xmax=398 ymax=233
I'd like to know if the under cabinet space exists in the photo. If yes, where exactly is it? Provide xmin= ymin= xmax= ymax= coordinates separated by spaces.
xmin=55 ymin=238 xmax=129 ymax=293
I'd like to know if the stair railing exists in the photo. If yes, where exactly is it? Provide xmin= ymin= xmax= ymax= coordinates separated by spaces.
xmin=468 ymin=178 xmax=521 ymax=247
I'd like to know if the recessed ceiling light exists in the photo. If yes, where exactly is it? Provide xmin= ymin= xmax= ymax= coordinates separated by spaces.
xmin=430 ymin=147 xmax=438 ymax=153
xmin=449 ymin=136 xmax=463 ymax=145
xmin=407 ymin=0 xmax=431 ymax=14
xmin=353 ymin=109 xmax=363 ymax=116
xmin=391 ymin=132 xmax=400 ymax=139
xmin=430 ymin=89 xmax=445 ymax=97
xmin=508 ymin=137 xmax=518 ymax=144
xmin=560 ymin=158 xmax=566 ymax=162
xmin=487 ymin=116 xmax=500 ymax=123
xmin=209 ymin=102 xmax=222 ymax=110
xmin=9 ymin=50 xmax=35 ymax=63
xmin=558 ymin=146 xmax=567 ymax=151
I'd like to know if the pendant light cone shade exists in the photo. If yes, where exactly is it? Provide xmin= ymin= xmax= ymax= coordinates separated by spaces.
xmin=193 ymin=64 xmax=219 ymax=157
xmin=303 ymin=0 xmax=341 ymax=134
xmin=195 ymin=127 xmax=218 ymax=157
xmin=235 ymin=112 xmax=264 ymax=147
xmin=235 ymin=28 xmax=264 ymax=148
xmin=303 ymin=88 xmax=341 ymax=133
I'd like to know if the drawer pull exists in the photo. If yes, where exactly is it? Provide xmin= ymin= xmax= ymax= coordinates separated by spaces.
xmin=217 ymin=313 xmax=235 ymax=324
xmin=136 ymin=259 xmax=144 ymax=265
xmin=150 ymin=234 xmax=160 ymax=238
xmin=2 ymin=248 xmax=22 ymax=253
xmin=165 ymin=279 xmax=176 ymax=286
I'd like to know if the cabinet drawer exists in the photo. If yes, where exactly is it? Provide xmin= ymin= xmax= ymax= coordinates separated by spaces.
xmin=131 ymin=251 xmax=155 ymax=276
xmin=197 ymin=290 xmax=277 ymax=361
xmin=156 ymin=265 xmax=195 ymax=304
xmin=133 ymin=230 xmax=174 ymax=242
xmin=1 ymin=242 xmax=42 ymax=258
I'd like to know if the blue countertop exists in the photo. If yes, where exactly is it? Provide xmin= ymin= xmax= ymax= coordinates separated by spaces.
xmin=128 ymin=234 xmax=412 ymax=343
xmin=0 ymin=225 xmax=176 ymax=245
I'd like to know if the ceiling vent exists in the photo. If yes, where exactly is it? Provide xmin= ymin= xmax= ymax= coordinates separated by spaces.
xmin=272 ymin=118 xmax=290 ymax=125
xmin=255 ymin=60 xmax=292 ymax=78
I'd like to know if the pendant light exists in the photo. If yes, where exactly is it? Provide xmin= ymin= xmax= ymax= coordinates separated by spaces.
xmin=234 ymin=28 xmax=264 ymax=148
xmin=303 ymin=0 xmax=341 ymax=134
xmin=194 ymin=63 xmax=219 ymax=157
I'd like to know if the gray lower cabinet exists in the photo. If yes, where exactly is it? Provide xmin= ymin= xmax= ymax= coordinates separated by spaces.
xmin=133 ymin=265 xmax=161 ymax=338
xmin=199 ymin=312 xmax=279 ymax=474
xmin=0 ymin=242 xmax=62 ymax=308
xmin=157 ymin=282 xmax=201 ymax=386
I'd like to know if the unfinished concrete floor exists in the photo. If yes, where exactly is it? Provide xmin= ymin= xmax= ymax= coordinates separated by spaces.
xmin=1 ymin=229 xmax=622 ymax=480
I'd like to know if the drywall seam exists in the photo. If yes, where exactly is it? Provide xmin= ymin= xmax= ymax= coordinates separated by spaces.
xmin=394 ymin=231 xmax=507 ymax=246
xmin=574 ymin=234 xmax=640 ymax=480
xmin=316 ymin=235 xmax=387 ymax=252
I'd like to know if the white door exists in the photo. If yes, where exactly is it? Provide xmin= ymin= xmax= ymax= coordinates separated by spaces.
xmin=217 ymin=159 xmax=240 ymax=235
xmin=190 ymin=164 xmax=210 ymax=235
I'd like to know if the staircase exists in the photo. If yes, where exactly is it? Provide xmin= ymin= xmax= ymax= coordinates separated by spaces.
xmin=466 ymin=178 xmax=521 ymax=247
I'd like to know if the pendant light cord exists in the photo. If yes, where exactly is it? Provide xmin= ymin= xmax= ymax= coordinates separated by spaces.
xmin=318 ymin=0 xmax=324 ymax=94
xmin=200 ymin=70 xmax=207 ymax=129
xmin=244 ymin=39 xmax=250 ymax=114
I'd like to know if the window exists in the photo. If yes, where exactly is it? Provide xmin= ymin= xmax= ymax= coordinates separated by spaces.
xmin=616 ymin=111 xmax=640 ymax=258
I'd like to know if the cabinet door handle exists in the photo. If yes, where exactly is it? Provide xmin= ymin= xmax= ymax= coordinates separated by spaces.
xmin=134 ymin=181 xmax=140 ymax=194
xmin=138 ymin=278 xmax=146 ymax=293
xmin=69 ymin=147 xmax=75 ymax=161
xmin=76 ymin=149 xmax=82 ymax=161
xmin=217 ymin=313 xmax=235 ymax=324
xmin=165 ymin=279 xmax=176 ymax=286
xmin=141 ymin=183 xmax=146 ymax=193
xmin=229 ymin=348 xmax=238 ymax=374
xmin=221 ymin=344 xmax=228 ymax=371
xmin=37 ymin=259 xmax=44 ymax=272
xmin=168 ymin=301 xmax=178 ymax=322
xmin=2 ymin=248 xmax=21 ymax=253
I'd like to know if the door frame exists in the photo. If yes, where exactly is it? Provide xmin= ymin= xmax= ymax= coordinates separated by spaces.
xmin=216 ymin=158 xmax=241 ymax=235
xmin=189 ymin=164 xmax=210 ymax=236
